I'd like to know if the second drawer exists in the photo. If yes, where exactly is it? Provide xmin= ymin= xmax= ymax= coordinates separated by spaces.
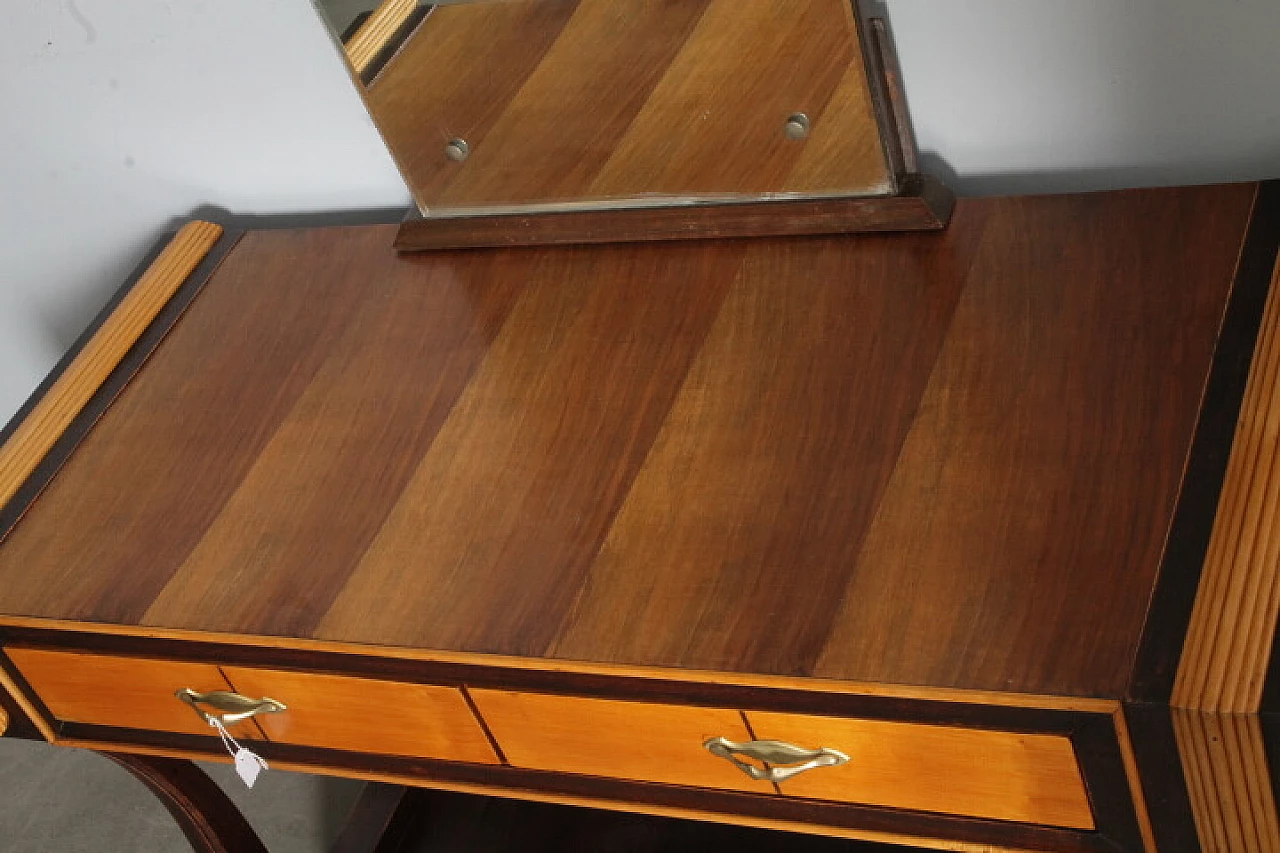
xmin=471 ymin=689 xmax=1094 ymax=829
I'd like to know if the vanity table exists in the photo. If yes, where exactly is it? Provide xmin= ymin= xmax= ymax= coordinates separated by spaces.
xmin=1 ymin=181 xmax=1279 ymax=853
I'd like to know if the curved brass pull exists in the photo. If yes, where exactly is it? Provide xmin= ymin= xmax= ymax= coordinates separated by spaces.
xmin=704 ymin=736 xmax=849 ymax=783
xmin=176 ymin=688 xmax=286 ymax=726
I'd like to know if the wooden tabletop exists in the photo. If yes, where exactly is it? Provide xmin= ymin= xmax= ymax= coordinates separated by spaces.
xmin=0 ymin=185 xmax=1257 ymax=699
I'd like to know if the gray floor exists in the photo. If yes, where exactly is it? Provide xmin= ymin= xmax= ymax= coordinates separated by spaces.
xmin=0 ymin=737 xmax=364 ymax=852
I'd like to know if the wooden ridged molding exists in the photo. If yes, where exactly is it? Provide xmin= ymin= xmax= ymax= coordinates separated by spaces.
xmin=344 ymin=0 xmax=418 ymax=75
xmin=0 ymin=220 xmax=222 ymax=512
xmin=1175 ymin=255 xmax=1280 ymax=713
xmin=1173 ymin=709 xmax=1280 ymax=853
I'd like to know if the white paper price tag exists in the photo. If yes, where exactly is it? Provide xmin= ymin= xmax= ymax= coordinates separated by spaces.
xmin=209 ymin=718 xmax=269 ymax=789
xmin=234 ymin=748 xmax=267 ymax=788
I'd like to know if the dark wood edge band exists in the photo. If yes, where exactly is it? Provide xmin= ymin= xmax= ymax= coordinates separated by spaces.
xmin=1129 ymin=179 xmax=1280 ymax=703
xmin=1121 ymin=703 xmax=1200 ymax=853
xmin=855 ymin=1 xmax=908 ymax=184
xmin=867 ymin=15 xmax=919 ymax=175
xmin=0 ymin=627 xmax=1097 ymax=734
xmin=0 ymin=228 xmax=242 ymax=541
xmin=63 ymin=722 xmax=1125 ymax=853
xmin=1071 ymin=715 xmax=1148 ymax=853
xmin=395 ymin=175 xmax=954 ymax=252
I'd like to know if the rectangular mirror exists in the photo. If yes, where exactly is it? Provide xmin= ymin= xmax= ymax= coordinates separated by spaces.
xmin=313 ymin=0 xmax=951 ymax=248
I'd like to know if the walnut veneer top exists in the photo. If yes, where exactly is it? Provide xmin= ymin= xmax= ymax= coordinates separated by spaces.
xmin=0 ymin=186 xmax=1256 ymax=698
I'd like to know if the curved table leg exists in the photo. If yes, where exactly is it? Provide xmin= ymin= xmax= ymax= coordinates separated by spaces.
xmin=100 ymin=751 xmax=269 ymax=853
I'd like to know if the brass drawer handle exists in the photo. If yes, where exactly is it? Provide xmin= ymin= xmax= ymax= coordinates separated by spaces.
xmin=176 ymin=688 xmax=286 ymax=726
xmin=704 ymin=736 xmax=849 ymax=783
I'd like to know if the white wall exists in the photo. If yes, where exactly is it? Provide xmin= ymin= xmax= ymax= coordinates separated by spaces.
xmin=2 ymin=0 xmax=1279 ymax=424
xmin=0 ymin=0 xmax=408 ymax=422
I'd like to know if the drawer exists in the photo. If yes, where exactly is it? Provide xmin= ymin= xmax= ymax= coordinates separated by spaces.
xmin=745 ymin=710 xmax=1094 ymax=830
xmin=221 ymin=666 xmax=497 ymax=763
xmin=7 ymin=647 xmax=240 ymax=737
xmin=7 ymin=648 xmax=498 ymax=764
xmin=468 ymin=690 xmax=770 ymax=793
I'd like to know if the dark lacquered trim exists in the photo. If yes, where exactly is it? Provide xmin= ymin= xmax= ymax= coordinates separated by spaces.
xmin=0 ymin=227 xmax=243 ymax=541
xmin=62 ymin=722 xmax=1129 ymax=853
xmin=1122 ymin=703 xmax=1200 ymax=853
xmin=854 ymin=2 xmax=907 ymax=185
xmin=394 ymin=175 xmax=953 ymax=252
xmin=1259 ymin=711 xmax=1280 ymax=809
xmin=460 ymin=685 xmax=508 ymax=766
xmin=360 ymin=4 xmax=433 ymax=87
xmin=866 ymin=14 xmax=919 ymax=176
xmin=1072 ymin=715 xmax=1146 ymax=853
xmin=1129 ymin=179 xmax=1280 ymax=703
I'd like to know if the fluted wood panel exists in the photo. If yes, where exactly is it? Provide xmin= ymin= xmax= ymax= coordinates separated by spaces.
xmin=363 ymin=0 xmax=892 ymax=213
xmin=1173 ymin=709 xmax=1280 ymax=852
xmin=0 ymin=187 xmax=1256 ymax=699
xmin=343 ymin=0 xmax=418 ymax=75
xmin=1175 ymin=256 xmax=1280 ymax=713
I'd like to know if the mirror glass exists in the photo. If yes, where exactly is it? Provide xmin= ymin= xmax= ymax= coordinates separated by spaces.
xmin=312 ymin=0 xmax=897 ymax=216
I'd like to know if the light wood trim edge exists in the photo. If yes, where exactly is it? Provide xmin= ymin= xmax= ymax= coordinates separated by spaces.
xmin=55 ymin=737 xmax=1040 ymax=853
xmin=344 ymin=0 xmax=417 ymax=75
xmin=0 ymin=616 xmax=1119 ymax=714
xmin=0 ymin=705 xmax=7 ymax=737
xmin=1112 ymin=708 xmax=1158 ymax=853
xmin=1172 ymin=709 xmax=1280 ymax=852
xmin=0 ymin=220 xmax=224 ymax=512
xmin=0 ymin=659 xmax=56 ymax=741
xmin=1174 ymin=253 xmax=1280 ymax=713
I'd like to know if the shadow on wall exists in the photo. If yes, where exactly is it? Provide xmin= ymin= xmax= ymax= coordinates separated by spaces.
xmin=919 ymin=153 xmax=1277 ymax=198
xmin=883 ymin=0 xmax=1280 ymax=195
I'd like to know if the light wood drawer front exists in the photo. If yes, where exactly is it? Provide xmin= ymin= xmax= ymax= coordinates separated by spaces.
xmin=469 ymin=690 xmax=769 ymax=793
xmin=6 ymin=647 xmax=243 ymax=738
xmin=222 ymin=667 xmax=498 ymax=764
xmin=745 ymin=711 xmax=1095 ymax=830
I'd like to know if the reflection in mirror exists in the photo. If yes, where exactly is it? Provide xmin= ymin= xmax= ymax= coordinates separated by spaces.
xmin=311 ymin=0 xmax=902 ymax=217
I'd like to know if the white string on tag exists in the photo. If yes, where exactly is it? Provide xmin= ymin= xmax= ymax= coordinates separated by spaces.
xmin=208 ymin=717 xmax=269 ymax=788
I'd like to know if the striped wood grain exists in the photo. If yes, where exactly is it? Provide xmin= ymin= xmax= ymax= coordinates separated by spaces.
xmin=1174 ymin=255 xmax=1280 ymax=713
xmin=0 ymin=188 xmax=1258 ymax=700
xmin=343 ymin=0 xmax=419 ymax=76
xmin=1172 ymin=709 xmax=1280 ymax=852
xmin=364 ymin=0 xmax=892 ymax=213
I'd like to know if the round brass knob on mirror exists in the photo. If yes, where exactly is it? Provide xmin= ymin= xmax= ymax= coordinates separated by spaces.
xmin=444 ymin=138 xmax=470 ymax=162
xmin=784 ymin=113 xmax=810 ymax=140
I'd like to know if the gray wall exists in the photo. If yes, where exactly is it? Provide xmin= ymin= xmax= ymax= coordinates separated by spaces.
xmin=2 ymin=0 xmax=1279 ymax=424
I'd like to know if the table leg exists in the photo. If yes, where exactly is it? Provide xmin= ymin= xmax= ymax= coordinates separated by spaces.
xmin=100 ymin=751 xmax=268 ymax=853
